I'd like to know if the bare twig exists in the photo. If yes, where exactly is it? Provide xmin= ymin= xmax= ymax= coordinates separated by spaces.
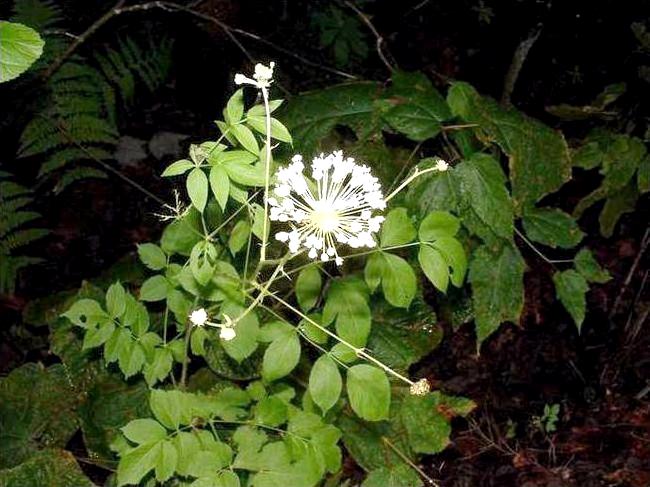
xmin=514 ymin=227 xmax=574 ymax=265
xmin=501 ymin=25 xmax=542 ymax=106
xmin=343 ymin=0 xmax=396 ymax=73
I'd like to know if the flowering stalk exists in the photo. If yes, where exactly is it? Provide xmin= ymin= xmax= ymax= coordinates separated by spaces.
xmin=384 ymin=158 xmax=449 ymax=203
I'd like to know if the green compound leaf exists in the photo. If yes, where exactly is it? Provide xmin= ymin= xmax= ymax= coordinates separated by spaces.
xmin=323 ymin=277 xmax=371 ymax=347
xmin=418 ymin=245 xmax=449 ymax=293
xmin=419 ymin=210 xmax=460 ymax=241
xmin=262 ymin=329 xmax=301 ymax=382
xmin=231 ymin=124 xmax=259 ymax=154
xmin=137 ymin=243 xmax=167 ymax=271
xmin=380 ymin=207 xmax=416 ymax=247
xmin=295 ymin=266 xmax=322 ymax=311
xmin=309 ymin=355 xmax=342 ymax=414
xmin=522 ymin=207 xmax=584 ymax=249
xmin=0 ymin=21 xmax=44 ymax=83
xmin=209 ymin=165 xmax=230 ymax=210
xmin=228 ymin=219 xmax=250 ymax=255
xmin=121 ymin=418 xmax=167 ymax=445
xmin=553 ymin=269 xmax=589 ymax=332
xmin=346 ymin=365 xmax=390 ymax=421
xmin=469 ymin=243 xmax=526 ymax=345
xmin=574 ymin=248 xmax=611 ymax=284
xmin=365 ymin=252 xmax=417 ymax=308
xmin=139 ymin=275 xmax=170 ymax=302
xmin=106 ymin=281 xmax=126 ymax=318
xmin=448 ymin=81 xmax=571 ymax=213
xmin=363 ymin=464 xmax=423 ymax=487
xmin=187 ymin=168 xmax=209 ymax=212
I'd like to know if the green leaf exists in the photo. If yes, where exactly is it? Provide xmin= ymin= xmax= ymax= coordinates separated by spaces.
xmin=346 ymin=365 xmax=390 ymax=421
xmin=419 ymin=211 xmax=460 ymax=240
xmin=363 ymin=465 xmax=423 ymax=487
xmin=121 ymin=419 xmax=167 ymax=445
xmin=638 ymin=156 xmax=650 ymax=193
xmin=139 ymin=275 xmax=170 ymax=302
xmin=282 ymin=82 xmax=384 ymax=154
xmin=262 ymin=330 xmax=301 ymax=382
xmin=221 ymin=303 xmax=259 ymax=362
xmin=162 ymin=159 xmax=194 ymax=177
xmin=418 ymin=245 xmax=449 ymax=293
xmin=309 ymin=355 xmax=342 ymax=414
xmin=155 ymin=440 xmax=178 ymax=482
xmin=226 ymin=89 xmax=245 ymax=124
xmin=82 ymin=320 xmax=115 ymax=349
xmin=246 ymin=115 xmax=293 ymax=143
xmin=383 ymin=104 xmax=442 ymax=142
xmin=380 ymin=208 xmax=416 ymax=247
xmin=553 ymin=269 xmax=589 ymax=331
xmin=189 ymin=241 xmax=218 ymax=286
xmin=106 ymin=281 xmax=126 ymax=318
xmin=432 ymin=236 xmax=467 ymax=287
xmin=187 ymin=168 xmax=209 ymax=212
xmin=405 ymin=159 xmax=460 ymax=219
xmin=209 ymin=165 xmax=230 ymax=210
xmin=447 ymin=82 xmax=571 ymax=212
xmin=522 ymin=207 xmax=584 ymax=249
xmin=599 ymin=183 xmax=639 ymax=237
xmin=231 ymin=124 xmax=259 ymax=154
xmin=143 ymin=349 xmax=174 ymax=385
xmin=365 ymin=252 xmax=417 ymax=308
xmin=150 ymin=390 xmax=183 ymax=430
xmin=255 ymin=396 xmax=288 ymax=427
xmin=117 ymin=442 xmax=159 ymax=486
xmin=137 ymin=243 xmax=167 ymax=271
xmin=224 ymin=160 xmax=265 ymax=186
xmin=62 ymin=298 xmax=107 ymax=328
xmin=228 ymin=220 xmax=250 ymax=255
xmin=469 ymin=243 xmax=525 ymax=345
xmin=0 ymin=21 xmax=44 ymax=83
xmin=323 ymin=277 xmax=371 ymax=347
xmin=0 ymin=449 xmax=94 ymax=486
xmin=296 ymin=267 xmax=322 ymax=311
xmin=454 ymin=153 xmax=514 ymax=240
xmin=574 ymin=248 xmax=611 ymax=284
xmin=118 ymin=341 xmax=146 ymax=379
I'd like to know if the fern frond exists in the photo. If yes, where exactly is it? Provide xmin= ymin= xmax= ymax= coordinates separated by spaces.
xmin=0 ymin=229 xmax=49 ymax=253
xmin=54 ymin=167 xmax=107 ymax=194
xmin=0 ymin=181 xmax=31 ymax=199
xmin=12 ymin=0 xmax=63 ymax=30
xmin=0 ymin=212 xmax=41 ymax=239
xmin=0 ymin=197 xmax=33 ymax=213
xmin=38 ymin=146 xmax=113 ymax=178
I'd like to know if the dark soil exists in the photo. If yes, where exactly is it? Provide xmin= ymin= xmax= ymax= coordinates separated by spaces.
xmin=1 ymin=1 xmax=649 ymax=486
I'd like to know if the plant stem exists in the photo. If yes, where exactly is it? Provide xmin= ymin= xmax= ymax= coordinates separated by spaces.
xmin=385 ymin=166 xmax=444 ymax=203
xmin=259 ymin=86 xmax=272 ymax=263
xmin=179 ymin=322 xmax=193 ymax=389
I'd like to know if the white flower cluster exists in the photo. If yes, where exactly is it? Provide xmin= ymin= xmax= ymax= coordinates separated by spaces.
xmin=269 ymin=151 xmax=386 ymax=265
xmin=234 ymin=62 xmax=275 ymax=89
xmin=189 ymin=308 xmax=236 ymax=341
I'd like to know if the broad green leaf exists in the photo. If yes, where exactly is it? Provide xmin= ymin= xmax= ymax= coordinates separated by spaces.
xmin=383 ymin=104 xmax=442 ymax=142
xmin=231 ymin=124 xmax=259 ymax=154
xmin=262 ymin=330 xmax=301 ymax=382
xmin=0 ymin=449 xmax=93 ymax=486
xmin=143 ymin=348 xmax=174 ymax=385
xmin=330 ymin=343 xmax=358 ymax=364
xmin=365 ymin=252 xmax=417 ymax=308
xmin=553 ymin=269 xmax=589 ymax=331
xmin=255 ymin=396 xmax=288 ymax=427
xmin=121 ymin=419 xmax=167 ymax=444
xmin=323 ymin=277 xmax=371 ymax=347
xmin=387 ymin=71 xmax=451 ymax=121
xmin=118 ymin=341 xmax=146 ymax=379
xmin=447 ymin=82 xmax=571 ymax=212
xmin=299 ymin=314 xmax=328 ymax=344
xmin=419 ymin=211 xmax=460 ymax=240
xmin=187 ymin=168 xmax=209 ymax=212
xmin=574 ymin=248 xmax=611 ymax=284
xmin=469 ymin=243 xmax=525 ymax=345
xmin=522 ymin=207 xmax=584 ymax=249
xmin=189 ymin=241 xmax=218 ymax=286
xmin=82 ymin=320 xmax=115 ymax=349
xmin=62 ymin=298 xmax=107 ymax=328
xmin=150 ymin=390 xmax=183 ymax=430
xmin=380 ymin=207 xmax=416 ymax=247
xmin=139 ymin=275 xmax=170 ymax=302
xmin=106 ymin=282 xmax=126 ymax=318
xmin=432 ymin=236 xmax=467 ymax=287
xmin=296 ymin=266 xmax=322 ymax=311
xmin=155 ymin=440 xmax=178 ymax=482
xmin=225 ymin=88 xmax=244 ymax=124
xmin=228 ymin=220 xmax=250 ymax=255
xmin=251 ymin=203 xmax=267 ymax=241
xmin=161 ymin=211 xmax=203 ymax=256
xmin=363 ymin=465 xmax=423 ymax=487
xmin=224 ymin=160 xmax=265 ymax=186
xmin=248 ymin=99 xmax=283 ymax=117
xmin=162 ymin=159 xmax=194 ymax=177
xmin=0 ymin=21 xmax=44 ymax=83
xmin=599 ymin=183 xmax=639 ymax=237
xmin=309 ymin=355 xmax=342 ymax=414
xmin=221 ymin=303 xmax=259 ymax=362
xmin=454 ymin=153 xmax=513 ymax=241
xmin=212 ymin=150 xmax=257 ymax=166
xmin=346 ymin=365 xmax=390 ymax=421
xmin=209 ymin=165 xmax=230 ymax=210
xmin=258 ymin=320 xmax=295 ymax=343
xmin=137 ymin=243 xmax=167 ymax=271
xmin=418 ymin=245 xmax=449 ymax=293
xmin=117 ymin=442 xmax=159 ymax=486
xmin=282 ymin=82 xmax=384 ymax=153
xmin=405 ymin=159 xmax=460 ymax=219
xmin=246 ymin=115 xmax=293 ymax=143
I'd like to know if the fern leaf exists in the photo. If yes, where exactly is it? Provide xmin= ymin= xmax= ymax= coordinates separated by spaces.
xmin=54 ymin=167 xmax=107 ymax=194
xmin=0 ymin=212 xmax=41 ymax=239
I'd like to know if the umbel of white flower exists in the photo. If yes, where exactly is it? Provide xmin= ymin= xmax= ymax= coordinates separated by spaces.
xmin=270 ymin=151 xmax=386 ymax=265
xmin=234 ymin=62 xmax=275 ymax=89
xmin=189 ymin=308 xmax=236 ymax=341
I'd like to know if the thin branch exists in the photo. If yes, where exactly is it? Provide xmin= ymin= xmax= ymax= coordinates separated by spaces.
xmin=501 ymin=25 xmax=542 ymax=106
xmin=343 ymin=0 xmax=396 ymax=73
xmin=514 ymin=227 xmax=574 ymax=265
xmin=612 ymin=226 xmax=650 ymax=318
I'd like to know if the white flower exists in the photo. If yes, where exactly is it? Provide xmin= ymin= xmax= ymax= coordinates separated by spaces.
xmin=220 ymin=326 xmax=236 ymax=341
xmin=434 ymin=158 xmax=449 ymax=172
xmin=189 ymin=308 xmax=208 ymax=327
xmin=269 ymin=151 xmax=386 ymax=265
xmin=234 ymin=62 xmax=275 ymax=89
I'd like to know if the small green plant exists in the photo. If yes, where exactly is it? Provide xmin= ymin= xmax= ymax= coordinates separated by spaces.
xmin=532 ymin=403 xmax=560 ymax=435
xmin=311 ymin=5 xmax=368 ymax=67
